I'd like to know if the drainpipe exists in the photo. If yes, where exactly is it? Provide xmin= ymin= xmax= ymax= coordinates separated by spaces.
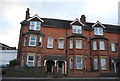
xmin=89 ymin=30 xmax=93 ymax=71
xmin=65 ymin=28 xmax=68 ymax=74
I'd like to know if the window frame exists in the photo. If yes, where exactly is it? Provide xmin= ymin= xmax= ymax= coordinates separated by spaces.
xmin=37 ymin=56 xmax=41 ymax=67
xmin=100 ymin=40 xmax=105 ymax=50
xmin=70 ymin=56 xmax=73 ymax=69
xmin=23 ymin=36 xmax=27 ymax=46
xmin=58 ymin=38 xmax=64 ymax=49
xmin=21 ymin=56 xmax=25 ymax=66
xmin=72 ymin=25 xmax=82 ymax=34
xmin=27 ymin=55 xmax=34 ymax=67
xmin=76 ymin=39 xmax=82 ymax=49
xmin=94 ymin=58 xmax=98 ymax=70
xmin=111 ymin=43 xmax=116 ymax=52
xmin=94 ymin=27 xmax=103 ymax=35
xmin=76 ymin=56 xmax=82 ymax=69
xmin=69 ymin=39 xmax=73 ymax=49
xmin=93 ymin=41 xmax=97 ymax=50
xmin=101 ymin=58 xmax=107 ymax=70
xmin=47 ymin=37 xmax=54 ymax=48
xmin=39 ymin=37 xmax=42 ymax=48
xmin=29 ymin=21 xmax=41 ymax=31
xmin=29 ymin=36 xmax=37 ymax=46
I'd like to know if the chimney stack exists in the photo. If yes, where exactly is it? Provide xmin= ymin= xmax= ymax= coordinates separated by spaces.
xmin=25 ymin=8 xmax=30 ymax=20
xmin=80 ymin=15 xmax=86 ymax=24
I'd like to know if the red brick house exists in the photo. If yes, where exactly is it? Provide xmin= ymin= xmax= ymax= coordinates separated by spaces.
xmin=17 ymin=8 xmax=120 ymax=77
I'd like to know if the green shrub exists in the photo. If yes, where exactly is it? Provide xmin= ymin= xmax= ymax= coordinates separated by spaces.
xmin=9 ymin=59 xmax=20 ymax=67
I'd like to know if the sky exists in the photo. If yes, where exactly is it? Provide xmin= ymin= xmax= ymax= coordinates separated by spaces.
xmin=0 ymin=0 xmax=119 ymax=48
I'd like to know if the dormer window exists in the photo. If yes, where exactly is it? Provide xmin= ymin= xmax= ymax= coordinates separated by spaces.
xmin=72 ymin=25 xmax=82 ymax=34
xmin=29 ymin=21 xmax=41 ymax=30
xmin=94 ymin=27 xmax=103 ymax=35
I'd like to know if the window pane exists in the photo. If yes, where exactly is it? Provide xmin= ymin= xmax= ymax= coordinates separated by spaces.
xmin=24 ymin=36 xmax=27 ymax=46
xmin=29 ymin=21 xmax=41 ymax=30
xmin=72 ymin=25 xmax=82 ymax=34
xmin=76 ymin=39 xmax=82 ymax=49
xmin=28 ymin=56 xmax=34 ymax=60
xmin=111 ymin=43 xmax=116 ymax=51
xmin=28 ymin=62 xmax=34 ymax=66
xmin=101 ymin=58 xmax=107 ymax=70
xmin=70 ymin=39 xmax=73 ymax=49
xmin=93 ymin=41 xmax=97 ymax=50
xmin=58 ymin=39 xmax=64 ymax=49
xmin=94 ymin=27 xmax=103 ymax=35
xmin=94 ymin=58 xmax=98 ymax=70
xmin=37 ymin=56 xmax=41 ymax=67
xmin=100 ymin=41 xmax=105 ymax=50
xmin=29 ymin=36 xmax=36 ymax=46
xmin=47 ymin=38 xmax=53 ymax=48
xmin=36 ymin=22 xmax=40 ymax=30
xmin=70 ymin=57 xmax=73 ymax=69
xmin=76 ymin=57 xmax=82 ymax=69
xmin=39 ymin=37 xmax=42 ymax=47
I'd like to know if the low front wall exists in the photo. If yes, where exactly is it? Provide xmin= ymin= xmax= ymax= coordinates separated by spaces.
xmin=5 ymin=66 xmax=45 ymax=77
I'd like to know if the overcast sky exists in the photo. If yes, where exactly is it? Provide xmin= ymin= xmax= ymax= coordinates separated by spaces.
xmin=0 ymin=0 xmax=119 ymax=48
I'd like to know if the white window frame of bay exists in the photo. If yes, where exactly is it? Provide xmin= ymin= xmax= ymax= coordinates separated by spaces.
xmin=70 ymin=56 xmax=73 ymax=69
xmin=58 ymin=38 xmax=64 ymax=49
xmin=29 ymin=36 xmax=37 ymax=46
xmin=72 ymin=25 xmax=82 ymax=34
xmin=76 ymin=39 xmax=82 ymax=49
xmin=76 ymin=56 xmax=82 ymax=69
xmin=39 ymin=37 xmax=42 ymax=48
xmin=70 ymin=39 xmax=73 ymax=49
xmin=101 ymin=58 xmax=107 ymax=70
xmin=100 ymin=40 xmax=105 ymax=50
xmin=94 ymin=58 xmax=98 ymax=70
xmin=29 ymin=21 xmax=41 ymax=30
xmin=93 ymin=41 xmax=97 ymax=50
xmin=37 ymin=56 xmax=41 ymax=67
xmin=27 ymin=55 xmax=35 ymax=67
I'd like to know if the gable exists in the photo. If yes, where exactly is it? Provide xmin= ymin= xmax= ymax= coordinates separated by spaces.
xmin=70 ymin=18 xmax=85 ymax=26
xmin=92 ymin=21 xmax=105 ymax=28
xmin=27 ymin=14 xmax=44 ymax=22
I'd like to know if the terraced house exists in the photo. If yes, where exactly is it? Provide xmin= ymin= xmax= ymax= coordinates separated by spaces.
xmin=17 ymin=8 xmax=120 ymax=77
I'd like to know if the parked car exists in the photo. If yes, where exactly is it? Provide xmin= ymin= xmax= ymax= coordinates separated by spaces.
xmin=1 ymin=64 xmax=6 ymax=75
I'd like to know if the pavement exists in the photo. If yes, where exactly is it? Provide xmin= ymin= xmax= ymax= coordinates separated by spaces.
xmin=1 ymin=77 xmax=120 ymax=81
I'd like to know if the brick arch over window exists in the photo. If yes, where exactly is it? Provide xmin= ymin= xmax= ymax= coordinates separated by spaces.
xmin=90 ymin=37 xmax=108 ymax=41
xmin=67 ymin=34 xmax=87 ymax=39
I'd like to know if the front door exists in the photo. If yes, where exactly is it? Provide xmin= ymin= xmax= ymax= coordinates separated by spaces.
xmin=46 ymin=60 xmax=54 ymax=73
xmin=58 ymin=61 xmax=64 ymax=74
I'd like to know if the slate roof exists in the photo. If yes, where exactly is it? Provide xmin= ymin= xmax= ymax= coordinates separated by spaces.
xmin=20 ymin=18 xmax=120 ymax=34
